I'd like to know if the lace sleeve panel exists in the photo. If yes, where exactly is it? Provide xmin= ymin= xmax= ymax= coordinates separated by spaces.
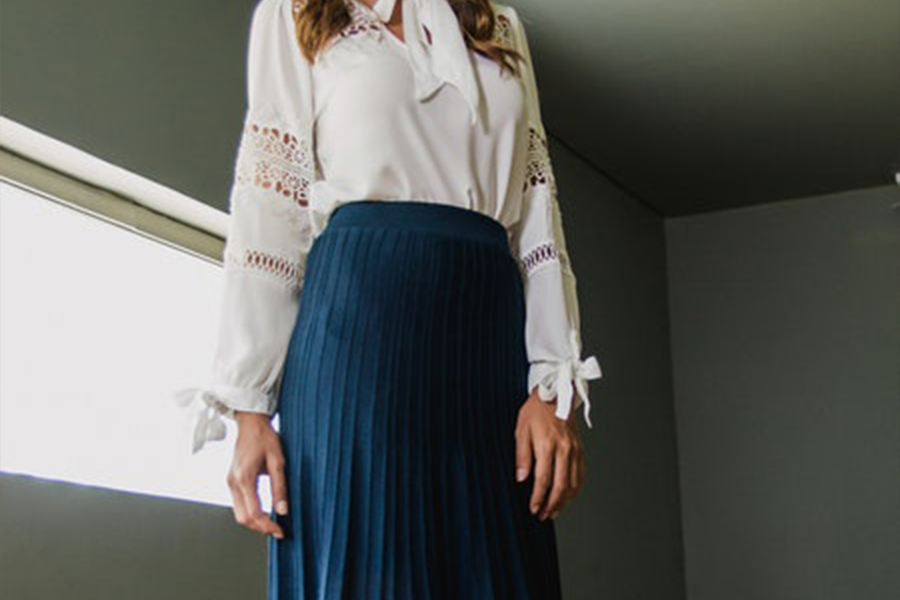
xmin=507 ymin=7 xmax=601 ymax=427
xmin=505 ymin=7 xmax=571 ymax=281
xmin=225 ymin=105 xmax=315 ymax=293
xmin=173 ymin=0 xmax=319 ymax=454
xmin=225 ymin=0 xmax=317 ymax=290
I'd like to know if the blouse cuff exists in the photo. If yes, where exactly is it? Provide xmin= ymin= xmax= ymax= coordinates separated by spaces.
xmin=172 ymin=385 xmax=276 ymax=454
xmin=527 ymin=330 xmax=602 ymax=429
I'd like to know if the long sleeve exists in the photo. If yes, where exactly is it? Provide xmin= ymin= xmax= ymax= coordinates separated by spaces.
xmin=507 ymin=7 xmax=602 ymax=429
xmin=173 ymin=0 xmax=318 ymax=454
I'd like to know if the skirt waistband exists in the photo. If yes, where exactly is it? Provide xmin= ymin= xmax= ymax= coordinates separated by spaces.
xmin=325 ymin=200 xmax=509 ymax=250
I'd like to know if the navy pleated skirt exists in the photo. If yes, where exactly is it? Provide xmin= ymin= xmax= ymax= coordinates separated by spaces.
xmin=268 ymin=200 xmax=563 ymax=600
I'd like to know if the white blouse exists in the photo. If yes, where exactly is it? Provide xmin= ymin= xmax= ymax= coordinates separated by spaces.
xmin=174 ymin=0 xmax=602 ymax=454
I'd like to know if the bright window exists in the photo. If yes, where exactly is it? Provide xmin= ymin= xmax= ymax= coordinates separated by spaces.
xmin=0 ymin=180 xmax=271 ymax=509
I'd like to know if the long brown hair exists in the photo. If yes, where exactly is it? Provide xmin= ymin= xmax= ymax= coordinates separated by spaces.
xmin=291 ymin=0 xmax=524 ymax=77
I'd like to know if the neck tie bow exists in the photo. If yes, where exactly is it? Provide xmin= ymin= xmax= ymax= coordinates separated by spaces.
xmin=366 ymin=0 xmax=481 ymax=126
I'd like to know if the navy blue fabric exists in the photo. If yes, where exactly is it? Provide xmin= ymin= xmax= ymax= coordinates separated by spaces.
xmin=268 ymin=200 xmax=563 ymax=600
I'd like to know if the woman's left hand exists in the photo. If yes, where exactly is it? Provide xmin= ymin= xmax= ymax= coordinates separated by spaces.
xmin=514 ymin=385 xmax=586 ymax=521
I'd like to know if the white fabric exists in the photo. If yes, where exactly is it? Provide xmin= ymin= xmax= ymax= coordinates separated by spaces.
xmin=370 ymin=0 xmax=481 ymax=126
xmin=174 ymin=0 xmax=602 ymax=454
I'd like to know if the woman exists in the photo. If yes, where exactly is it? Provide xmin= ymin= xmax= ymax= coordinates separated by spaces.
xmin=175 ymin=0 xmax=601 ymax=598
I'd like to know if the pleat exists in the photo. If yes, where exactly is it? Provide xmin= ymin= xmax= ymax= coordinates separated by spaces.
xmin=269 ymin=200 xmax=564 ymax=600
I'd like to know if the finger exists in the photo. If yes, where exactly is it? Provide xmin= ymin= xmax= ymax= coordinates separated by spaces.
xmin=568 ymin=442 xmax=581 ymax=500
xmin=252 ymin=480 xmax=285 ymax=539
xmin=227 ymin=468 xmax=249 ymax=527
xmin=565 ymin=434 xmax=581 ymax=500
xmin=530 ymin=438 xmax=554 ymax=516
xmin=262 ymin=449 xmax=287 ymax=540
xmin=515 ymin=421 xmax=533 ymax=484
xmin=542 ymin=437 xmax=572 ymax=520
xmin=268 ymin=447 xmax=289 ymax=517
xmin=572 ymin=440 xmax=585 ymax=497
xmin=559 ymin=452 xmax=579 ymax=514
xmin=228 ymin=460 xmax=259 ymax=531
xmin=237 ymin=465 xmax=278 ymax=537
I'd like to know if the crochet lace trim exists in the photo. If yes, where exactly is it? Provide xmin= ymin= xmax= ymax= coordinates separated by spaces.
xmin=523 ymin=125 xmax=557 ymax=198
xmin=493 ymin=13 xmax=515 ymax=49
xmin=228 ymin=248 xmax=305 ymax=292
xmin=234 ymin=121 xmax=314 ymax=209
xmin=518 ymin=240 xmax=571 ymax=279
xmin=517 ymin=126 xmax=570 ymax=278
xmin=335 ymin=0 xmax=516 ymax=48
xmin=339 ymin=0 xmax=384 ymax=39
xmin=229 ymin=115 xmax=313 ymax=292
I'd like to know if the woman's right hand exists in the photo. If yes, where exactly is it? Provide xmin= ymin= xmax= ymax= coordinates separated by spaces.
xmin=227 ymin=411 xmax=289 ymax=539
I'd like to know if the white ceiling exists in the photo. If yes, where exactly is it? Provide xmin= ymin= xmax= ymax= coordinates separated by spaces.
xmin=513 ymin=0 xmax=900 ymax=215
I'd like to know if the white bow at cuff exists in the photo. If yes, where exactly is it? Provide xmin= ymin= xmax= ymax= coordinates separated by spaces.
xmin=173 ymin=387 xmax=231 ymax=454
xmin=531 ymin=329 xmax=602 ymax=428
